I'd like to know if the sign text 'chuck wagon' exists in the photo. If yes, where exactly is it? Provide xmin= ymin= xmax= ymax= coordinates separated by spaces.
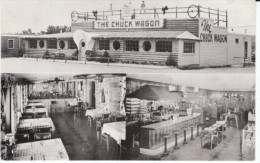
xmin=94 ymin=19 xmax=164 ymax=29
xmin=199 ymin=19 xmax=227 ymax=43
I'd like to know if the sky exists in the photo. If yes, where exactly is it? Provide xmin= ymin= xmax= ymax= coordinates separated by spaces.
xmin=0 ymin=0 xmax=256 ymax=35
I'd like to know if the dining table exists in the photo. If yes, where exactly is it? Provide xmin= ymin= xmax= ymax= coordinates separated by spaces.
xmin=12 ymin=138 xmax=69 ymax=160
xmin=102 ymin=121 xmax=126 ymax=159
xmin=18 ymin=118 xmax=55 ymax=132
xmin=202 ymin=120 xmax=226 ymax=150
xmin=85 ymin=109 xmax=110 ymax=120
xmin=27 ymin=103 xmax=44 ymax=106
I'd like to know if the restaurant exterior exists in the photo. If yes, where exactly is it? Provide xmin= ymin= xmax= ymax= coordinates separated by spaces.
xmin=69 ymin=4 xmax=255 ymax=68
xmin=16 ymin=4 xmax=255 ymax=69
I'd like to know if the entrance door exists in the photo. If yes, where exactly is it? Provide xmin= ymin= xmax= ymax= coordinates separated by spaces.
xmin=79 ymin=40 xmax=87 ymax=61
xmin=244 ymin=41 xmax=248 ymax=59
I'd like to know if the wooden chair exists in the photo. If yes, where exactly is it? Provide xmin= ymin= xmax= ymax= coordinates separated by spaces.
xmin=200 ymin=130 xmax=219 ymax=150
xmin=101 ymin=133 xmax=110 ymax=151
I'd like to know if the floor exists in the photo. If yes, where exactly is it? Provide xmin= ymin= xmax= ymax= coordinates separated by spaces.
xmin=51 ymin=112 xmax=124 ymax=160
xmin=36 ymin=111 xmax=254 ymax=160
xmin=126 ymin=115 xmax=255 ymax=161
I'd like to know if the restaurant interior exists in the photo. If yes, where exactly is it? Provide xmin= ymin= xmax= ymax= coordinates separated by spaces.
xmin=125 ymin=74 xmax=255 ymax=161
xmin=1 ymin=73 xmax=255 ymax=160
xmin=1 ymin=73 xmax=127 ymax=160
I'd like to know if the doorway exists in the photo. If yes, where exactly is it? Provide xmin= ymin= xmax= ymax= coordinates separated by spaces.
xmin=244 ymin=41 xmax=248 ymax=59
xmin=79 ymin=40 xmax=87 ymax=61
xmin=89 ymin=81 xmax=96 ymax=108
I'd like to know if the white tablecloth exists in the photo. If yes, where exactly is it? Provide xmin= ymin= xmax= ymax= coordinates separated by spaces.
xmin=18 ymin=118 xmax=55 ymax=132
xmin=102 ymin=121 xmax=126 ymax=144
xmin=27 ymin=103 xmax=44 ymax=106
xmin=248 ymin=112 xmax=255 ymax=122
xmin=13 ymin=138 xmax=69 ymax=160
xmin=24 ymin=108 xmax=48 ymax=114
xmin=68 ymin=100 xmax=78 ymax=106
xmin=85 ymin=109 xmax=110 ymax=119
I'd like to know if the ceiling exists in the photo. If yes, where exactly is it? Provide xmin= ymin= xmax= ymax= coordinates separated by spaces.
xmin=127 ymin=73 xmax=255 ymax=91
xmin=8 ymin=73 xmax=78 ymax=83
xmin=4 ymin=73 xmax=255 ymax=92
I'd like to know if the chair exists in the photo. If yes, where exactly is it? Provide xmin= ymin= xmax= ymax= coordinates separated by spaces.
xmin=211 ymin=131 xmax=219 ymax=149
xmin=200 ymin=130 xmax=218 ymax=150
xmin=173 ymin=130 xmax=180 ymax=150
xmin=183 ymin=127 xmax=188 ymax=145
xmin=217 ymin=126 xmax=225 ymax=143
xmin=189 ymin=124 xmax=194 ymax=140
xmin=87 ymin=116 xmax=92 ymax=128
xmin=96 ymin=118 xmax=111 ymax=132
xmin=161 ymin=133 xmax=170 ymax=157
xmin=101 ymin=133 xmax=110 ymax=151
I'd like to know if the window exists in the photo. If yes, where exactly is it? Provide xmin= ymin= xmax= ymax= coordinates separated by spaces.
xmin=8 ymin=39 xmax=14 ymax=49
xmin=143 ymin=41 xmax=151 ymax=51
xmin=81 ymin=42 xmax=85 ymax=47
xmin=47 ymin=40 xmax=57 ymax=49
xmin=99 ymin=40 xmax=110 ymax=50
xmin=29 ymin=40 xmax=37 ymax=48
xmin=183 ymin=42 xmax=195 ymax=53
xmin=235 ymin=38 xmax=239 ymax=44
xmin=68 ymin=40 xmax=77 ymax=49
xmin=113 ymin=40 xmax=120 ymax=50
xmin=126 ymin=40 xmax=139 ymax=51
xmin=156 ymin=41 xmax=172 ymax=52
xmin=39 ymin=40 xmax=45 ymax=48
xmin=59 ymin=40 xmax=65 ymax=49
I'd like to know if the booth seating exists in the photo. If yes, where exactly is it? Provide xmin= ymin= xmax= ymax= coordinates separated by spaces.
xmin=126 ymin=121 xmax=139 ymax=148
xmin=15 ymin=118 xmax=55 ymax=143
xmin=22 ymin=107 xmax=48 ymax=119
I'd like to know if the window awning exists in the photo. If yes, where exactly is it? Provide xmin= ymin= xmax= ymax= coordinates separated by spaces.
xmin=20 ymin=31 xmax=200 ymax=40
xmin=21 ymin=32 xmax=74 ymax=39
xmin=92 ymin=31 xmax=200 ymax=40
xmin=127 ymin=85 xmax=182 ymax=101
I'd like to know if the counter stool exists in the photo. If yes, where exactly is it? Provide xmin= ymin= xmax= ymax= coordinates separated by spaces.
xmin=161 ymin=133 xmax=170 ymax=157
xmin=189 ymin=124 xmax=194 ymax=141
xmin=87 ymin=116 xmax=92 ymax=128
xmin=183 ymin=127 xmax=188 ymax=145
xmin=101 ymin=133 xmax=110 ymax=151
xmin=174 ymin=130 xmax=180 ymax=150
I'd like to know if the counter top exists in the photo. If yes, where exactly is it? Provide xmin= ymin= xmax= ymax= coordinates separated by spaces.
xmin=141 ymin=114 xmax=201 ymax=130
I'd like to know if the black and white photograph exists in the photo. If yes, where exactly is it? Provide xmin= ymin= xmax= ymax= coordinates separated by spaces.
xmin=1 ymin=73 xmax=127 ymax=160
xmin=0 ymin=0 xmax=256 ymax=74
xmin=0 ymin=0 xmax=258 ymax=162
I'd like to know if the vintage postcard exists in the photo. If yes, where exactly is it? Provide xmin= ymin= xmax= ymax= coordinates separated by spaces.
xmin=0 ymin=0 xmax=257 ymax=161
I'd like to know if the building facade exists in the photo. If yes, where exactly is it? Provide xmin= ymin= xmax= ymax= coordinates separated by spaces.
xmin=21 ymin=33 xmax=77 ymax=58
xmin=1 ymin=34 xmax=23 ymax=58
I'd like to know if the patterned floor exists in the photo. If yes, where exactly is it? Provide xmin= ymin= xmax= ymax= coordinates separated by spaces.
xmin=51 ymin=112 xmax=123 ymax=160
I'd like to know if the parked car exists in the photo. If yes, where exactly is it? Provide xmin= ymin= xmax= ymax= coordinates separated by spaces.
xmin=42 ymin=52 xmax=55 ymax=59
xmin=55 ymin=52 xmax=65 ymax=59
